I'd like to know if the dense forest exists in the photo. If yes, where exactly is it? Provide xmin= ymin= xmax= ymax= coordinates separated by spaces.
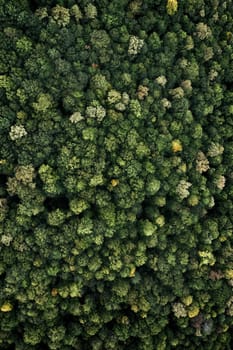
xmin=1 ymin=0 xmax=233 ymax=349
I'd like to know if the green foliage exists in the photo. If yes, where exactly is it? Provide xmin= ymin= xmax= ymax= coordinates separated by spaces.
xmin=47 ymin=208 xmax=66 ymax=226
xmin=38 ymin=164 xmax=62 ymax=196
xmin=0 ymin=0 xmax=233 ymax=349
xmin=140 ymin=219 xmax=157 ymax=238
xmin=32 ymin=93 xmax=53 ymax=113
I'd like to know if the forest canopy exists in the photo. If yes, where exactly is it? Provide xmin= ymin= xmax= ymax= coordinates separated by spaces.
xmin=0 ymin=0 xmax=233 ymax=349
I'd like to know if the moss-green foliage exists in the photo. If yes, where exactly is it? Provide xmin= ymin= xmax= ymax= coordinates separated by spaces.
xmin=0 ymin=0 xmax=233 ymax=349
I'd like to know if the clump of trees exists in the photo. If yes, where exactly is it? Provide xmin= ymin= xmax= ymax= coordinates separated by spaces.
xmin=0 ymin=0 xmax=233 ymax=349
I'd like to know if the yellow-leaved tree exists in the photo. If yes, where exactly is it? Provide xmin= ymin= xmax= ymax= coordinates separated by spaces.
xmin=166 ymin=0 xmax=178 ymax=15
